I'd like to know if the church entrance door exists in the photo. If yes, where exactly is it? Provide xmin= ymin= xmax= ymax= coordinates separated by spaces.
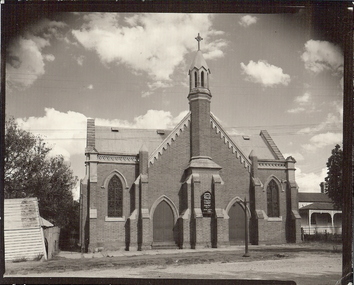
xmin=229 ymin=202 xmax=245 ymax=244
xmin=153 ymin=201 xmax=174 ymax=244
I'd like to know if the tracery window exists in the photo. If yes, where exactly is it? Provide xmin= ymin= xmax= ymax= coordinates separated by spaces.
xmin=267 ymin=179 xmax=279 ymax=217
xmin=108 ymin=175 xmax=123 ymax=217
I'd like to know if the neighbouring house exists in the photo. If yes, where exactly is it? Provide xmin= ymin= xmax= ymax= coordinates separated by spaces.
xmin=80 ymin=35 xmax=301 ymax=252
xmin=4 ymin=198 xmax=47 ymax=261
xmin=298 ymin=182 xmax=342 ymax=236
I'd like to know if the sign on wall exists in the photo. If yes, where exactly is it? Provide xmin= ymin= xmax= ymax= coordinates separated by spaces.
xmin=201 ymin=191 xmax=213 ymax=217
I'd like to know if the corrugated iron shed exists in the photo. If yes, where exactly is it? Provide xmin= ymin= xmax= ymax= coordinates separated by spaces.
xmin=4 ymin=198 xmax=47 ymax=261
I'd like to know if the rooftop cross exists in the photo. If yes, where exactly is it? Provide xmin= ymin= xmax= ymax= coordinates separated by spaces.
xmin=195 ymin=33 xmax=203 ymax=51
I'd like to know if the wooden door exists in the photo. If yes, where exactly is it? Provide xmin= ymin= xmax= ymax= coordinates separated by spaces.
xmin=229 ymin=202 xmax=245 ymax=244
xmin=153 ymin=201 xmax=174 ymax=243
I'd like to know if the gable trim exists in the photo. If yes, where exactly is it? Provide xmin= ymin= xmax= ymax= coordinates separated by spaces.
xmin=149 ymin=112 xmax=191 ymax=165
xmin=210 ymin=113 xmax=251 ymax=172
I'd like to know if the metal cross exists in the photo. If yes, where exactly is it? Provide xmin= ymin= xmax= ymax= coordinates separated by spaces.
xmin=195 ymin=33 xmax=203 ymax=51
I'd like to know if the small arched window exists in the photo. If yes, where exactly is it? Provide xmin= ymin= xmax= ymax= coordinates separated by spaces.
xmin=108 ymin=175 xmax=123 ymax=217
xmin=194 ymin=71 xmax=198 ymax=88
xmin=201 ymin=71 xmax=204 ymax=87
xmin=267 ymin=180 xmax=279 ymax=217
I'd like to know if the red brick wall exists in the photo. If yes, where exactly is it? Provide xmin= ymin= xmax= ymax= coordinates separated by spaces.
xmin=210 ymin=129 xmax=251 ymax=209
xmin=148 ymin=126 xmax=191 ymax=213
xmin=89 ymin=163 xmax=138 ymax=250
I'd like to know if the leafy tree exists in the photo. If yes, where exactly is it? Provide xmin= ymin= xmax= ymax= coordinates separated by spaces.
xmin=4 ymin=117 xmax=78 ymax=228
xmin=325 ymin=144 xmax=343 ymax=210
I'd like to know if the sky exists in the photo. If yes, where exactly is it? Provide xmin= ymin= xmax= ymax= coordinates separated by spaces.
xmin=5 ymin=10 xmax=345 ymax=200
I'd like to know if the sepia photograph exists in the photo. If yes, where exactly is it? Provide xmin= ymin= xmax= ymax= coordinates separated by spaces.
xmin=2 ymin=2 xmax=352 ymax=285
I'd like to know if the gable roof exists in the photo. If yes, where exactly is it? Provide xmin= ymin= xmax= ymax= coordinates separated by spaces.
xmin=94 ymin=125 xmax=171 ymax=155
xmin=298 ymin=193 xmax=332 ymax=203
xmin=4 ymin=198 xmax=47 ymax=261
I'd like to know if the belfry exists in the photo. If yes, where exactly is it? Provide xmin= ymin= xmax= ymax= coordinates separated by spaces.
xmin=79 ymin=34 xmax=301 ymax=252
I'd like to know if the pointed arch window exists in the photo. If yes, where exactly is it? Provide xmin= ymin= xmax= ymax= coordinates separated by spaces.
xmin=108 ymin=175 xmax=123 ymax=217
xmin=267 ymin=180 xmax=279 ymax=217
xmin=194 ymin=71 xmax=198 ymax=88
xmin=201 ymin=71 xmax=204 ymax=87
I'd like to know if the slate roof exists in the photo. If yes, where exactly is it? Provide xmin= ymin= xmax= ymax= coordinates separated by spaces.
xmin=299 ymin=202 xmax=337 ymax=211
xmin=298 ymin=193 xmax=332 ymax=203
xmin=95 ymin=126 xmax=171 ymax=155
xmin=93 ymin=115 xmax=284 ymax=163
xmin=229 ymin=133 xmax=278 ymax=160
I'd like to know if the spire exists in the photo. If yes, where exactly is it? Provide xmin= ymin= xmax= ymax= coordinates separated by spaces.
xmin=188 ymin=33 xmax=211 ymax=92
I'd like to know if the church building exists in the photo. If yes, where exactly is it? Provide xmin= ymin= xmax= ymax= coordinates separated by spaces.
xmin=79 ymin=34 xmax=301 ymax=252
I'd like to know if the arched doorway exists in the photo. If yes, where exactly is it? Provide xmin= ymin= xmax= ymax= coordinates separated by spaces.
xmin=229 ymin=202 xmax=245 ymax=244
xmin=153 ymin=200 xmax=174 ymax=243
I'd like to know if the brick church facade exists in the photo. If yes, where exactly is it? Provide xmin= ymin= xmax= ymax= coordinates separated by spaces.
xmin=79 ymin=35 xmax=301 ymax=252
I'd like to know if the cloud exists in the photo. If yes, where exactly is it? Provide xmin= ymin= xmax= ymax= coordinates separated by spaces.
xmin=296 ymin=167 xmax=327 ymax=193
xmin=240 ymin=60 xmax=290 ymax=87
xmin=287 ymin=92 xmax=316 ymax=114
xmin=76 ymin=55 xmax=85 ymax=66
xmin=6 ymin=19 xmax=67 ymax=91
xmin=96 ymin=109 xmax=189 ymax=130
xmin=87 ymin=84 xmax=93 ymax=90
xmin=16 ymin=108 xmax=88 ymax=160
xmin=283 ymin=152 xmax=305 ymax=162
xmin=302 ymin=132 xmax=342 ymax=152
xmin=295 ymin=92 xmax=310 ymax=104
xmin=239 ymin=15 xmax=258 ymax=27
xmin=298 ymin=112 xmax=342 ymax=134
xmin=72 ymin=13 xmax=226 ymax=86
xmin=301 ymin=40 xmax=343 ymax=74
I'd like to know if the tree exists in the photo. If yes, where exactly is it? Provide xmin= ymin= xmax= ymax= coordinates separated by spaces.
xmin=4 ymin=117 xmax=78 ymax=228
xmin=325 ymin=144 xmax=343 ymax=210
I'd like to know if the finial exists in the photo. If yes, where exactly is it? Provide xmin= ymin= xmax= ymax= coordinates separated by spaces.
xmin=195 ymin=33 xmax=203 ymax=51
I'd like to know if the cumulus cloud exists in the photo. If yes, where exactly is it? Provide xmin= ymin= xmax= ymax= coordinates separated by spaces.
xmin=283 ymin=152 xmax=305 ymax=162
xmin=301 ymin=40 xmax=343 ymax=74
xmin=302 ymin=132 xmax=342 ymax=152
xmin=287 ymin=92 xmax=316 ymax=114
xmin=72 ymin=13 xmax=226 ymax=86
xmin=6 ymin=19 xmax=67 ymax=91
xmin=296 ymin=167 xmax=327 ymax=193
xmin=298 ymin=112 xmax=342 ymax=134
xmin=76 ymin=55 xmax=85 ymax=66
xmin=239 ymin=15 xmax=258 ymax=27
xmin=240 ymin=60 xmax=290 ymax=87
xmin=16 ymin=108 xmax=88 ymax=160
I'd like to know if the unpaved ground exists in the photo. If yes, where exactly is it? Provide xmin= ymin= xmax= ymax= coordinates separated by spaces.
xmin=3 ymin=243 xmax=343 ymax=285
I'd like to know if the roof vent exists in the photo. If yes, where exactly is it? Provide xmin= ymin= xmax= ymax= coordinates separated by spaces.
xmin=111 ymin=127 xmax=119 ymax=132
xmin=242 ymin=135 xmax=250 ymax=140
xmin=157 ymin=130 xmax=165 ymax=135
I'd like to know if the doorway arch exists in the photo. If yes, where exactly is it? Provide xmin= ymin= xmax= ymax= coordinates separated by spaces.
xmin=153 ymin=200 xmax=175 ymax=243
xmin=228 ymin=202 xmax=245 ymax=244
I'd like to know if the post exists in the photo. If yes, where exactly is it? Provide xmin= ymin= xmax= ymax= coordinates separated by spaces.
xmin=243 ymin=197 xmax=250 ymax=257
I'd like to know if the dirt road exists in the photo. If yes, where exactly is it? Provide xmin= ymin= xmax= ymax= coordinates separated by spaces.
xmin=4 ymin=243 xmax=343 ymax=285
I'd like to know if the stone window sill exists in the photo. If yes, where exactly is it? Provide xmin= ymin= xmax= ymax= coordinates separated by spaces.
xmin=105 ymin=216 xmax=125 ymax=222
xmin=267 ymin=216 xmax=282 ymax=222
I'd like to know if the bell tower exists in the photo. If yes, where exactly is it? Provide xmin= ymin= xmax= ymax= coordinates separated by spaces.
xmin=188 ymin=33 xmax=213 ymax=162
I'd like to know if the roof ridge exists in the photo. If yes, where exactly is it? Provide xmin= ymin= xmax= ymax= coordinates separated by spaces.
xmin=149 ymin=112 xmax=191 ymax=165
xmin=210 ymin=113 xmax=251 ymax=172
xmin=260 ymin=130 xmax=284 ymax=160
